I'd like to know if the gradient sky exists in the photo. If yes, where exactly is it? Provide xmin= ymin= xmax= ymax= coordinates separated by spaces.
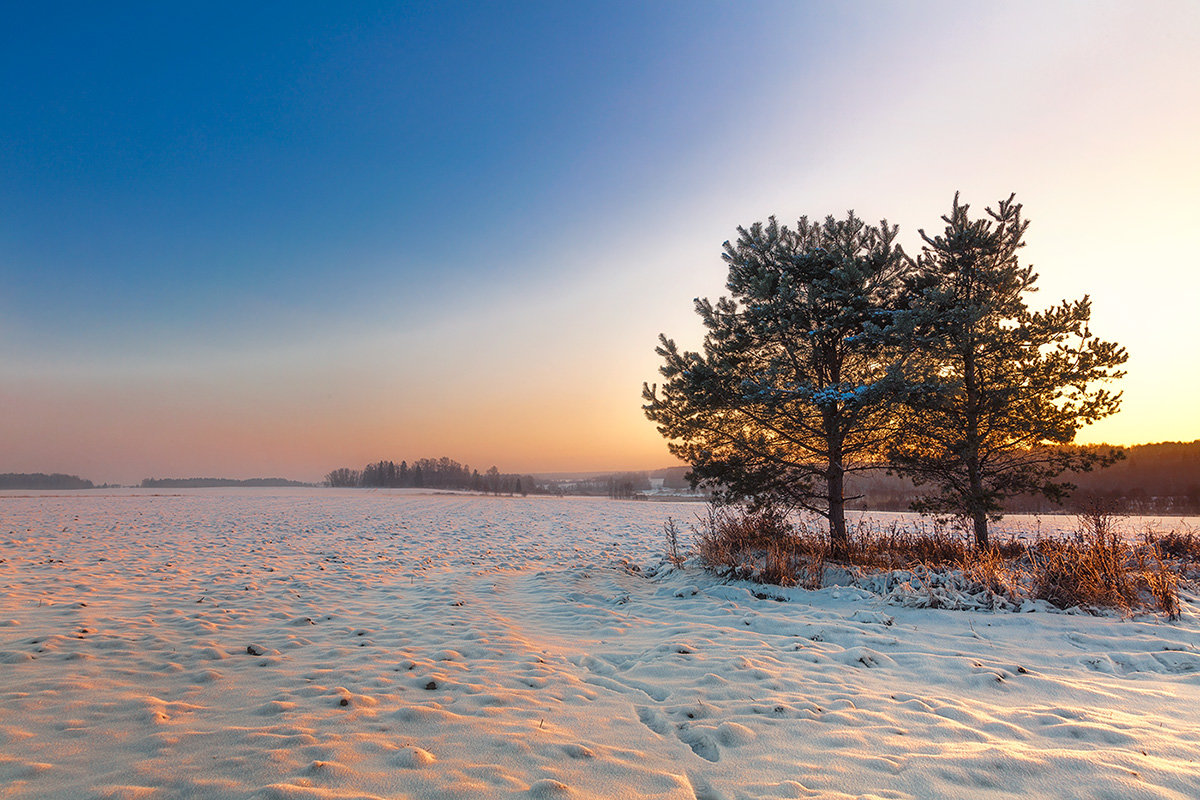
xmin=3 ymin=1 xmax=1198 ymax=484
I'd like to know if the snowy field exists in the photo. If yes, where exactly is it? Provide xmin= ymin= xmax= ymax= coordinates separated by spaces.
xmin=2 ymin=489 xmax=1199 ymax=800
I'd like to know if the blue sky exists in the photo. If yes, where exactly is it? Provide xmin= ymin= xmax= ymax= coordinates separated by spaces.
xmin=3 ymin=2 xmax=1199 ymax=482
xmin=3 ymin=2 xmax=811 ymax=350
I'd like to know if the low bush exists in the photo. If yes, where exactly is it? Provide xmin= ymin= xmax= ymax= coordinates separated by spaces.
xmin=1028 ymin=533 xmax=1139 ymax=612
xmin=691 ymin=505 xmax=825 ymax=588
xmin=678 ymin=504 xmax=1192 ymax=618
xmin=1151 ymin=529 xmax=1200 ymax=565
xmin=663 ymin=517 xmax=686 ymax=567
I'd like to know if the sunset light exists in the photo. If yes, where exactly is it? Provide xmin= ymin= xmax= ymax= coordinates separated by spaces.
xmin=3 ymin=3 xmax=1197 ymax=483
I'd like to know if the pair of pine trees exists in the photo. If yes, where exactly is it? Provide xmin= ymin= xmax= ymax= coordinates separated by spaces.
xmin=643 ymin=194 xmax=1127 ymax=550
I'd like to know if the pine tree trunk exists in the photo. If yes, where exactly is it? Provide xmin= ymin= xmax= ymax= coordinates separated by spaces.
xmin=971 ymin=507 xmax=989 ymax=550
xmin=827 ymin=464 xmax=848 ymax=558
xmin=962 ymin=318 xmax=989 ymax=550
xmin=965 ymin=459 xmax=990 ymax=549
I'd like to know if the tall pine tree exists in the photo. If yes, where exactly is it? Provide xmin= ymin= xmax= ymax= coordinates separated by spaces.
xmin=892 ymin=193 xmax=1127 ymax=547
xmin=644 ymin=212 xmax=914 ymax=554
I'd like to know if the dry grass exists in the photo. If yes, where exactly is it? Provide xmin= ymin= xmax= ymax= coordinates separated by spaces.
xmin=1150 ymin=530 xmax=1200 ymax=564
xmin=1028 ymin=533 xmax=1139 ymax=611
xmin=684 ymin=503 xmax=1193 ymax=618
xmin=663 ymin=517 xmax=686 ymax=567
xmin=1024 ymin=530 xmax=1182 ymax=619
xmin=840 ymin=519 xmax=1025 ymax=569
xmin=692 ymin=506 xmax=826 ymax=588
xmin=960 ymin=545 xmax=1024 ymax=600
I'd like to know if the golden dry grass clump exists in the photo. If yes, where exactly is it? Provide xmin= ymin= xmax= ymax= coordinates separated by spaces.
xmin=675 ymin=501 xmax=1192 ymax=618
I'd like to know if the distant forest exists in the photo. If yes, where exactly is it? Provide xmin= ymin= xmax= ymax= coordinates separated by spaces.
xmin=5 ymin=441 xmax=1196 ymax=511
xmin=0 ymin=472 xmax=95 ymax=490
xmin=140 ymin=477 xmax=311 ymax=488
xmin=578 ymin=442 xmax=1200 ymax=514
xmin=542 ymin=470 xmax=695 ymax=498
xmin=326 ymin=457 xmax=534 ymax=496
xmin=845 ymin=441 xmax=1200 ymax=515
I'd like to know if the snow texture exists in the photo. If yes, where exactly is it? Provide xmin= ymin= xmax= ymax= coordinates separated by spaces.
xmin=1 ymin=488 xmax=1198 ymax=799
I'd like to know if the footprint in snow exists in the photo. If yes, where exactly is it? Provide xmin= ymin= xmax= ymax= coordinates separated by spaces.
xmin=635 ymin=706 xmax=671 ymax=736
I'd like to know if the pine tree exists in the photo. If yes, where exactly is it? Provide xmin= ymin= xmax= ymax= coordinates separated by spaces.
xmin=644 ymin=212 xmax=914 ymax=554
xmin=892 ymin=193 xmax=1127 ymax=548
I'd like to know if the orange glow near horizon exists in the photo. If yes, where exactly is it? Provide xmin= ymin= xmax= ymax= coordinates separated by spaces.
xmin=3 ymin=328 xmax=1191 ymax=487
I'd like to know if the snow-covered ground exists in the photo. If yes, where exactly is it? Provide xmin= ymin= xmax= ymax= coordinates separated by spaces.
xmin=1 ymin=489 xmax=1198 ymax=799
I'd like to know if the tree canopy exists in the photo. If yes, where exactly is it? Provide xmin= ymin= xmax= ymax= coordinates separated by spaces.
xmin=891 ymin=193 xmax=1127 ymax=546
xmin=643 ymin=212 xmax=914 ymax=552
xmin=646 ymin=194 xmax=1128 ymax=549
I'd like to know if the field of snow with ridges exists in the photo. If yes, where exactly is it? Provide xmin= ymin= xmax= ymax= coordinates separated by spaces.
xmin=2 ymin=489 xmax=1198 ymax=799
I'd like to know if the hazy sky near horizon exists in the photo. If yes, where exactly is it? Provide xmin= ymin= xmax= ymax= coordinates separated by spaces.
xmin=3 ymin=1 xmax=1199 ymax=484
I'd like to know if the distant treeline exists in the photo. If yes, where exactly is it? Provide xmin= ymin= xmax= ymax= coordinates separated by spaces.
xmin=1024 ymin=440 xmax=1200 ymax=514
xmin=540 ymin=472 xmax=652 ymax=498
xmin=140 ymin=477 xmax=311 ymax=488
xmin=0 ymin=472 xmax=95 ymax=490
xmin=842 ymin=441 xmax=1200 ymax=515
xmin=616 ymin=443 xmax=1200 ymax=514
xmin=534 ymin=468 xmax=698 ymax=498
xmin=326 ymin=457 xmax=533 ymax=496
